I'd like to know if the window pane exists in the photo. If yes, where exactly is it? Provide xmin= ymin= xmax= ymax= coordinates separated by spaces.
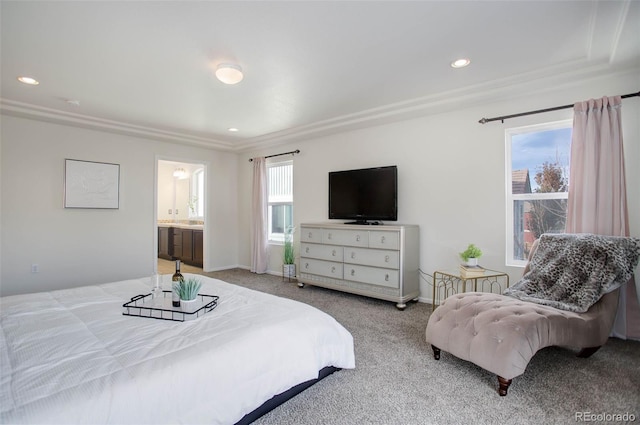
xmin=268 ymin=161 xmax=293 ymax=241
xmin=268 ymin=163 xmax=292 ymax=203
xmin=270 ymin=204 xmax=293 ymax=236
xmin=285 ymin=204 xmax=292 ymax=230
xmin=271 ymin=205 xmax=285 ymax=234
xmin=511 ymin=127 xmax=571 ymax=195
xmin=512 ymin=198 xmax=567 ymax=260
xmin=190 ymin=169 xmax=204 ymax=218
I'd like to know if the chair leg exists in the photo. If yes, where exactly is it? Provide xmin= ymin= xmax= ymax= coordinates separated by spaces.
xmin=431 ymin=345 xmax=441 ymax=360
xmin=577 ymin=346 xmax=601 ymax=358
xmin=497 ymin=376 xmax=512 ymax=396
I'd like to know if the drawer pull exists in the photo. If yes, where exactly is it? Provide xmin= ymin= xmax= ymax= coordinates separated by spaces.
xmin=305 ymin=247 xmax=310 ymax=253
xmin=305 ymin=263 xmax=309 ymax=269
xmin=385 ymin=274 xmax=389 ymax=281
xmin=351 ymin=252 xmax=356 ymax=259
xmin=356 ymin=235 xmax=360 ymax=242
xmin=308 ymin=232 xmax=312 ymax=239
xmin=381 ymin=236 xmax=386 ymax=243
xmin=331 ymin=266 xmax=336 ymax=273
xmin=351 ymin=269 xmax=355 ymax=276
xmin=328 ymin=233 xmax=332 ymax=240
xmin=385 ymin=255 xmax=389 ymax=262
xmin=332 ymin=250 xmax=336 ymax=257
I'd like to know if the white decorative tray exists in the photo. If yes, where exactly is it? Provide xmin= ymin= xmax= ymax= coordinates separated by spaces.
xmin=122 ymin=291 xmax=219 ymax=322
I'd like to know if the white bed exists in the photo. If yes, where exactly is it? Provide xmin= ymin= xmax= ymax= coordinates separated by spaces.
xmin=0 ymin=273 xmax=355 ymax=424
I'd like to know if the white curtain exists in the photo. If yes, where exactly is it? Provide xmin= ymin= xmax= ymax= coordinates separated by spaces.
xmin=250 ymin=157 xmax=268 ymax=274
xmin=566 ymin=95 xmax=640 ymax=339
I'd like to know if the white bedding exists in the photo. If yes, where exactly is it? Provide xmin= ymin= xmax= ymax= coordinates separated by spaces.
xmin=0 ymin=274 xmax=355 ymax=424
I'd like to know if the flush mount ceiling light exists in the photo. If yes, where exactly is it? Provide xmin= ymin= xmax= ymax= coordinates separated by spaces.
xmin=173 ymin=168 xmax=187 ymax=179
xmin=17 ymin=76 xmax=39 ymax=85
xmin=215 ymin=63 xmax=244 ymax=84
xmin=228 ymin=127 xmax=239 ymax=132
xmin=450 ymin=58 xmax=471 ymax=68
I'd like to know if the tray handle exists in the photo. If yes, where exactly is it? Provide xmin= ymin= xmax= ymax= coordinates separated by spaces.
xmin=204 ymin=298 xmax=218 ymax=311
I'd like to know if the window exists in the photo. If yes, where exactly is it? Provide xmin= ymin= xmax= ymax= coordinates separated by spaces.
xmin=506 ymin=120 xmax=571 ymax=266
xmin=189 ymin=168 xmax=204 ymax=218
xmin=268 ymin=161 xmax=293 ymax=242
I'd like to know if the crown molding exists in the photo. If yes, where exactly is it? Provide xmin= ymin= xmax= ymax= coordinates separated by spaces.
xmin=235 ymin=60 xmax=637 ymax=152
xmin=0 ymin=99 xmax=235 ymax=151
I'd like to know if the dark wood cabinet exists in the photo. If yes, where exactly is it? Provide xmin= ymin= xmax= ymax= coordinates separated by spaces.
xmin=172 ymin=228 xmax=183 ymax=259
xmin=159 ymin=226 xmax=203 ymax=267
xmin=193 ymin=230 xmax=203 ymax=267
xmin=158 ymin=227 xmax=173 ymax=260
xmin=182 ymin=229 xmax=193 ymax=263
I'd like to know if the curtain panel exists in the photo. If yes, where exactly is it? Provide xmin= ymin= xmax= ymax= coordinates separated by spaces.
xmin=251 ymin=157 xmax=268 ymax=274
xmin=566 ymin=95 xmax=640 ymax=339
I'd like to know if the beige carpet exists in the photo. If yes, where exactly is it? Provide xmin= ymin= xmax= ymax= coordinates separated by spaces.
xmin=186 ymin=268 xmax=640 ymax=425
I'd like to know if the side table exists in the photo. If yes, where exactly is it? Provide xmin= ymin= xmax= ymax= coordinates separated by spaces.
xmin=432 ymin=269 xmax=510 ymax=311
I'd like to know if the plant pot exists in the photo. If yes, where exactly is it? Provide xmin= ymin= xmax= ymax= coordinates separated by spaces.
xmin=180 ymin=298 xmax=200 ymax=313
xmin=465 ymin=258 xmax=479 ymax=267
xmin=283 ymin=264 xmax=296 ymax=279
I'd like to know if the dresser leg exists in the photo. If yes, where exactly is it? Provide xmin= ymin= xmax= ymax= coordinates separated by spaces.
xmin=395 ymin=302 xmax=407 ymax=310
xmin=297 ymin=282 xmax=305 ymax=288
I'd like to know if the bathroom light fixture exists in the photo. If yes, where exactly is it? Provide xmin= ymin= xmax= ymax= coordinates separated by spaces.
xmin=228 ymin=127 xmax=239 ymax=132
xmin=215 ymin=63 xmax=244 ymax=84
xmin=17 ymin=76 xmax=39 ymax=85
xmin=451 ymin=58 xmax=471 ymax=68
xmin=173 ymin=168 xmax=187 ymax=179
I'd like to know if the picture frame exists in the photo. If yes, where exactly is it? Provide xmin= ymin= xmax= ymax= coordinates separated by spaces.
xmin=64 ymin=159 xmax=120 ymax=209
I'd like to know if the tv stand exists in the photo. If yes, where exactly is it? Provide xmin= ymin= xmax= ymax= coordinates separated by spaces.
xmin=298 ymin=223 xmax=420 ymax=309
xmin=344 ymin=220 xmax=382 ymax=225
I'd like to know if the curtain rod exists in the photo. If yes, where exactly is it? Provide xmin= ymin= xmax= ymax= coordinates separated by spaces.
xmin=249 ymin=149 xmax=300 ymax=162
xmin=478 ymin=91 xmax=640 ymax=124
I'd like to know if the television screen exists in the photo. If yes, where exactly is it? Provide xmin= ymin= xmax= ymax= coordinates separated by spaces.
xmin=328 ymin=165 xmax=397 ymax=224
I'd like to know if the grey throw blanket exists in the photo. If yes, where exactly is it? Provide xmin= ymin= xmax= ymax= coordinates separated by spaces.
xmin=504 ymin=233 xmax=640 ymax=313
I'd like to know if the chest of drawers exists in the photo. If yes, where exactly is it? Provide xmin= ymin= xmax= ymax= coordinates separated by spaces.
xmin=298 ymin=223 xmax=419 ymax=309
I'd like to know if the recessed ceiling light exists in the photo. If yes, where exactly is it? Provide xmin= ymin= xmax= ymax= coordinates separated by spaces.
xmin=17 ymin=76 xmax=39 ymax=85
xmin=450 ymin=58 xmax=471 ymax=68
xmin=228 ymin=128 xmax=239 ymax=132
xmin=215 ymin=64 xmax=244 ymax=85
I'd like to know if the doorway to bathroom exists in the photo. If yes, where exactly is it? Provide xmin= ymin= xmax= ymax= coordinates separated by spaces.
xmin=156 ymin=158 xmax=207 ymax=274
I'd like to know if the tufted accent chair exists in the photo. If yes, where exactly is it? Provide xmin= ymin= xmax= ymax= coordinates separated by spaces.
xmin=425 ymin=241 xmax=620 ymax=396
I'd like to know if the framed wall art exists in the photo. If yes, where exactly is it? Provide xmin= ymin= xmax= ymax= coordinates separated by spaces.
xmin=64 ymin=159 xmax=120 ymax=209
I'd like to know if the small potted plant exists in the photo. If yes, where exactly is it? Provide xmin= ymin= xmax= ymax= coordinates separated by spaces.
xmin=173 ymin=277 xmax=202 ymax=312
xmin=459 ymin=243 xmax=483 ymax=266
xmin=283 ymin=225 xmax=296 ymax=279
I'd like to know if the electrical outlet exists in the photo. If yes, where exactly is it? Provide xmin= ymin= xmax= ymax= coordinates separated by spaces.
xmin=168 ymin=209 xmax=172 ymax=214
xmin=31 ymin=264 xmax=39 ymax=273
xmin=175 ymin=209 xmax=179 ymax=214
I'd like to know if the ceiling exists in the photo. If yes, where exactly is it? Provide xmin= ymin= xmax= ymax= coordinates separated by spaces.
xmin=1 ymin=1 xmax=638 ymax=152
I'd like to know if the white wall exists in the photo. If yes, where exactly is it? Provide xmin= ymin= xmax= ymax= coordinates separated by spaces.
xmin=239 ymin=70 xmax=640 ymax=301
xmin=0 ymin=115 xmax=239 ymax=296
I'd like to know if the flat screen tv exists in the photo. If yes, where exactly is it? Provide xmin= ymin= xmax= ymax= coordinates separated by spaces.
xmin=328 ymin=165 xmax=397 ymax=224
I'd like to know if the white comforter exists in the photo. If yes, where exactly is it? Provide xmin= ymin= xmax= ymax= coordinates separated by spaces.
xmin=0 ymin=274 xmax=355 ymax=424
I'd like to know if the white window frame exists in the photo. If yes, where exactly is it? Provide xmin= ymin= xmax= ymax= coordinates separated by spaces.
xmin=267 ymin=160 xmax=293 ymax=244
xmin=505 ymin=119 xmax=571 ymax=267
